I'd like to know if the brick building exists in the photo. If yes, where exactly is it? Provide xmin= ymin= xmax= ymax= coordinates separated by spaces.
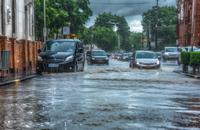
xmin=177 ymin=0 xmax=200 ymax=47
xmin=0 ymin=0 xmax=42 ymax=79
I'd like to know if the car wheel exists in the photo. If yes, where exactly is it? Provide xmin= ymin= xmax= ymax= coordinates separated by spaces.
xmin=106 ymin=61 xmax=109 ymax=65
xmin=36 ymin=68 xmax=42 ymax=75
xmin=80 ymin=62 xmax=85 ymax=72
xmin=72 ymin=62 xmax=77 ymax=72
xmin=36 ymin=64 xmax=43 ymax=75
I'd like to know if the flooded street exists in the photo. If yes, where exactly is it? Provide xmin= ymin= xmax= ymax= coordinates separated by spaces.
xmin=0 ymin=59 xmax=200 ymax=130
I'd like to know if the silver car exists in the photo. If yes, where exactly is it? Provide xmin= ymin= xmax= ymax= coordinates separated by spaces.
xmin=130 ymin=51 xmax=160 ymax=69
xmin=163 ymin=47 xmax=180 ymax=61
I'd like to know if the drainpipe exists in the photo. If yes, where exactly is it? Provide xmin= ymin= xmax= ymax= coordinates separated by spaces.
xmin=2 ymin=0 xmax=5 ymax=35
xmin=191 ymin=0 xmax=196 ymax=50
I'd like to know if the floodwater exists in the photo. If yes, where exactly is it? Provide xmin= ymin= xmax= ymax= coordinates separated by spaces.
xmin=0 ymin=59 xmax=200 ymax=130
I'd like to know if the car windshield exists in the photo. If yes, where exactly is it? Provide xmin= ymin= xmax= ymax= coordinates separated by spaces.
xmin=92 ymin=51 xmax=106 ymax=56
xmin=165 ymin=47 xmax=177 ymax=52
xmin=136 ymin=52 xmax=157 ymax=59
xmin=44 ymin=41 xmax=75 ymax=52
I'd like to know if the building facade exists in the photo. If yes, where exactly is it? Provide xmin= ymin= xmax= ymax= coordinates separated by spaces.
xmin=0 ymin=0 xmax=34 ymax=40
xmin=177 ymin=0 xmax=200 ymax=47
xmin=0 ymin=0 xmax=42 ymax=79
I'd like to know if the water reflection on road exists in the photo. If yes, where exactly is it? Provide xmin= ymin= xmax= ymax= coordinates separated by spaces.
xmin=0 ymin=59 xmax=200 ymax=130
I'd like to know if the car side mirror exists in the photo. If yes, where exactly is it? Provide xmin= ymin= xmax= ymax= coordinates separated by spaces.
xmin=158 ymin=56 xmax=161 ymax=60
xmin=38 ymin=49 xmax=42 ymax=54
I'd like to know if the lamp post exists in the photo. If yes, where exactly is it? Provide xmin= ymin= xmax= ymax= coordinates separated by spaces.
xmin=110 ymin=23 xmax=120 ymax=52
xmin=43 ymin=0 xmax=47 ymax=43
xmin=155 ymin=0 xmax=159 ymax=50
xmin=113 ymin=24 xmax=120 ymax=51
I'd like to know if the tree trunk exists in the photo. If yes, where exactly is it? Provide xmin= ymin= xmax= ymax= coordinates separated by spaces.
xmin=182 ymin=65 xmax=188 ymax=73
xmin=192 ymin=66 xmax=196 ymax=75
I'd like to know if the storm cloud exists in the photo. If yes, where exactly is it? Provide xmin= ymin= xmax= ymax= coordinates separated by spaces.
xmin=86 ymin=0 xmax=176 ymax=32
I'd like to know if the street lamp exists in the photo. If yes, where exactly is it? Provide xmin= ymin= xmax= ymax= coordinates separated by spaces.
xmin=110 ymin=23 xmax=120 ymax=52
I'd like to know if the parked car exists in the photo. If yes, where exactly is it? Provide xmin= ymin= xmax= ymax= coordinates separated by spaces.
xmin=87 ymin=50 xmax=109 ymax=65
xmin=194 ymin=49 xmax=200 ymax=52
xmin=130 ymin=51 xmax=160 ymax=69
xmin=115 ymin=53 xmax=123 ymax=60
xmin=162 ymin=47 xmax=180 ymax=61
xmin=121 ymin=53 xmax=129 ymax=61
xmin=36 ymin=39 xmax=85 ymax=74
xmin=184 ymin=46 xmax=198 ymax=52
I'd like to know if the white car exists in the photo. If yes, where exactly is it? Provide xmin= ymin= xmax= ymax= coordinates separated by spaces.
xmin=130 ymin=51 xmax=160 ymax=69
xmin=163 ymin=47 xmax=180 ymax=61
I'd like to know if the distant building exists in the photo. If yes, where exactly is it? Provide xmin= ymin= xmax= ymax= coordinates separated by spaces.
xmin=0 ymin=0 xmax=34 ymax=40
xmin=177 ymin=0 xmax=200 ymax=47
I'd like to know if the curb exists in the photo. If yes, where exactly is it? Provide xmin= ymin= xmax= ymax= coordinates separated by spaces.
xmin=174 ymin=71 xmax=200 ymax=79
xmin=0 ymin=75 xmax=37 ymax=86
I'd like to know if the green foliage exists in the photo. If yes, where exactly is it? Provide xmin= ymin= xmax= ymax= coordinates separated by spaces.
xmin=142 ymin=6 xmax=177 ymax=47
xmin=79 ymin=27 xmax=93 ymax=45
xmin=129 ymin=32 xmax=143 ymax=50
xmin=181 ymin=52 xmax=190 ymax=65
xmin=93 ymin=26 xmax=118 ymax=52
xmin=190 ymin=52 xmax=200 ymax=66
xmin=94 ymin=13 xmax=131 ymax=51
xmin=35 ymin=0 xmax=92 ymax=40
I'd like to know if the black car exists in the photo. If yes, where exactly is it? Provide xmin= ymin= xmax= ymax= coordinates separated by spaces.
xmin=36 ymin=39 xmax=85 ymax=74
xmin=87 ymin=50 xmax=109 ymax=65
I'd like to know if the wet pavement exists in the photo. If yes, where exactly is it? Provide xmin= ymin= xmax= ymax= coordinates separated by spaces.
xmin=0 ymin=59 xmax=200 ymax=130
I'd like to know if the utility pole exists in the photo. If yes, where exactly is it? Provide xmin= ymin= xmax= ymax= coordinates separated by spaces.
xmin=154 ymin=0 xmax=159 ymax=50
xmin=43 ymin=0 xmax=47 ymax=43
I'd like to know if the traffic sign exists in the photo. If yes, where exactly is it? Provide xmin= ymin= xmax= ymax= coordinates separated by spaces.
xmin=63 ymin=27 xmax=70 ymax=35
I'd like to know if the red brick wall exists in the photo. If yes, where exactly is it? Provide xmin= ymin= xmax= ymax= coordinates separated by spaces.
xmin=0 ymin=35 xmax=43 ymax=76
xmin=177 ymin=0 xmax=200 ymax=46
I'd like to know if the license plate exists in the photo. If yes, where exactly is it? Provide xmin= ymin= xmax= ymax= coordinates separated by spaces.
xmin=48 ymin=64 xmax=59 ymax=68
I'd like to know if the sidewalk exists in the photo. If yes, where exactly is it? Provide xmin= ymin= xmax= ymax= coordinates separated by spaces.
xmin=0 ymin=74 xmax=37 ymax=86
xmin=174 ymin=66 xmax=200 ymax=79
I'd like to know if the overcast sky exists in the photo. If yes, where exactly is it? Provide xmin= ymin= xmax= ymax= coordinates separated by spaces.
xmin=86 ymin=0 xmax=176 ymax=32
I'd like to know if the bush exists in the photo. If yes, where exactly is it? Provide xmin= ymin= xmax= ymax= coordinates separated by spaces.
xmin=181 ymin=52 xmax=190 ymax=65
xmin=190 ymin=52 xmax=200 ymax=66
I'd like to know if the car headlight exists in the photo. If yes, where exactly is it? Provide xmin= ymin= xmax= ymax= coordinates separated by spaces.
xmin=165 ymin=52 xmax=169 ymax=55
xmin=136 ymin=62 xmax=140 ymax=65
xmin=92 ymin=57 xmax=95 ymax=60
xmin=106 ymin=57 xmax=109 ymax=60
xmin=38 ymin=56 xmax=43 ymax=61
xmin=65 ymin=55 xmax=74 ymax=62
xmin=157 ymin=60 xmax=160 ymax=65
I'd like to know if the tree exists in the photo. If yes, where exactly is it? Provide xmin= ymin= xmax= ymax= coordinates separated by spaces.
xmin=142 ymin=6 xmax=177 ymax=50
xmin=79 ymin=27 xmax=93 ymax=45
xmin=94 ymin=13 xmax=131 ymax=51
xmin=34 ymin=0 xmax=92 ymax=40
xmin=93 ymin=26 xmax=118 ymax=52
xmin=129 ymin=32 xmax=143 ymax=50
